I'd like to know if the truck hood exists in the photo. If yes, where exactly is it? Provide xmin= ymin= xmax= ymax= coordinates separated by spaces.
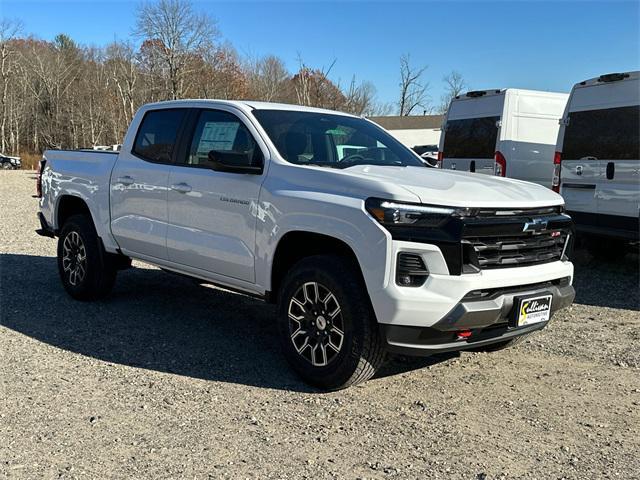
xmin=343 ymin=165 xmax=563 ymax=208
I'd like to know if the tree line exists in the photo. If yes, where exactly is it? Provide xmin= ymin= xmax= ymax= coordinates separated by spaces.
xmin=0 ymin=0 xmax=466 ymax=156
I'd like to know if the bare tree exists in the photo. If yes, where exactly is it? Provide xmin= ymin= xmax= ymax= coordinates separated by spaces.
xmin=134 ymin=0 xmax=218 ymax=99
xmin=343 ymin=77 xmax=377 ymax=116
xmin=0 ymin=11 xmax=390 ymax=158
xmin=398 ymin=53 xmax=430 ymax=116
xmin=292 ymin=55 xmax=342 ymax=108
xmin=105 ymin=40 xmax=139 ymax=127
xmin=22 ymin=34 xmax=83 ymax=149
xmin=0 ymin=18 xmax=23 ymax=152
xmin=438 ymin=70 xmax=468 ymax=113
xmin=247 ymin=54 xmax=289 ymax=102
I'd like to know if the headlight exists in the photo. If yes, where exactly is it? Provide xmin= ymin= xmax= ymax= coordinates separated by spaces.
xmin=365 ymin=198 xmax=473 ymax=228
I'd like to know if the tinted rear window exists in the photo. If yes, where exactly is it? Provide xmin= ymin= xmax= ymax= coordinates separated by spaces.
xmin=442 ymin=116 xmax=499 ymax=159
xmin=133 ymin=109 xmax=187 ymax=163
xmin=563 ymin=105 xmax=639 ymax=160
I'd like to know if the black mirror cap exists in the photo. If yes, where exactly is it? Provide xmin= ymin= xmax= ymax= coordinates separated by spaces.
xmin=207 ymin=150 xmax=263 ymax=175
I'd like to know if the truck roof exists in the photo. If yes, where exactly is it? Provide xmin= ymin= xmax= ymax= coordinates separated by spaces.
xmin=140 ymin=99 xmax=360 ymax=118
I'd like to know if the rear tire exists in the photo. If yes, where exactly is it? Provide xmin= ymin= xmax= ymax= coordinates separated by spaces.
xmin=57 ymin=214 xmax=117 ymax=300
xmin=277 ymin=255 xmax=385 ymax=390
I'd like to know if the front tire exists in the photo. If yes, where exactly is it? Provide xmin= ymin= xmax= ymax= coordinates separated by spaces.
xmin=57 ymin=214 xmax=117 ymax=300
xmin=277 ymin=255 xmax=385 ymax=390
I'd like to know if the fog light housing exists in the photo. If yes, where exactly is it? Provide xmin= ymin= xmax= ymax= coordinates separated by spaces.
xmin=396 ymin=253 xmax=429 ymax=287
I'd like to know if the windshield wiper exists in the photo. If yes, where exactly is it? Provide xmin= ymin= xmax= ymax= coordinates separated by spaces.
xmin=338 ymin=161 xmax=407 ymax=169
xmin=305 ymin=162 xmax=339 ymax=169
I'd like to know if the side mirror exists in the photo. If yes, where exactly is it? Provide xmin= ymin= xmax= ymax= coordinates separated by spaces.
xmin=207 ymin=150 xmax=263 ymax=175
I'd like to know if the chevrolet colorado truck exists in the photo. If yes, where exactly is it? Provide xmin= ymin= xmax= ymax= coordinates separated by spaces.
xmin=36 ymin=100 xmax=575 ymax=390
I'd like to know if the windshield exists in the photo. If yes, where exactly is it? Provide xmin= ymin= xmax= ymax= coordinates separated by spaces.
xmin=252 ymin=109 xmax=424 ymax=169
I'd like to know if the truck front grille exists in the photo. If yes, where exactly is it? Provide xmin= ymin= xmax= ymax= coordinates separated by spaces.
xmin=465 ymin=231 xmax=570 ymax=269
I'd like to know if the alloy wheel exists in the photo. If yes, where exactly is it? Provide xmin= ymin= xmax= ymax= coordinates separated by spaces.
xmin=287 ymin=281 xmax=345 ymax=367
xmin=62 ymin=231 xmax=87 ymax=286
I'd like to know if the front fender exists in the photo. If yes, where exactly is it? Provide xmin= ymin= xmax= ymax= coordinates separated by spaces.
xmin=254 ymin=190 xmax=392 ymax=298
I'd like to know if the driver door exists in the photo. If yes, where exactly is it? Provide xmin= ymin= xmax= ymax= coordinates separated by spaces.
xmin=165 ymin=108 xmax=266 ymax=283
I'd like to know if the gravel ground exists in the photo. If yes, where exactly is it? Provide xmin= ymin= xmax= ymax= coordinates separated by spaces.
xmin=1 ymin=170 xmax=639 ymax=479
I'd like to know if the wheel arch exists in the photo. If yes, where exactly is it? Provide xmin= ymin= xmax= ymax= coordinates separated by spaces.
xmin=268 ymin=230 xmax=366 ymax=304
xmin=56 ymin=195 xmax=94 ymax=231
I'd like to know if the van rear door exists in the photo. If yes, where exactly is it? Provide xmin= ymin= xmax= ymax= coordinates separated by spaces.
xmin=561 ymin=74 xmax=640 ymax=238
xmin=559 ymin=114 xmax=601 ymax=231
xmin=579 ymin=105 xmax=639 ymax=236
xmin=440 ymin=92 xmax=502 ymax=174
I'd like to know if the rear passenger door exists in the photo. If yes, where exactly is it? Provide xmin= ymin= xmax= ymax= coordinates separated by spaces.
xmin=165 ymin=108 xmax=266 ymax=283
xmin=111 ymin=108 xmax=188 ymax=260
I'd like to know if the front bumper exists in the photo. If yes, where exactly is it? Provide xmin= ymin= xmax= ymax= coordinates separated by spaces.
xmin=381 ymin=280 xmax=575 ymax=356
xmin=369 ymin=239 xmax=575 ymax=327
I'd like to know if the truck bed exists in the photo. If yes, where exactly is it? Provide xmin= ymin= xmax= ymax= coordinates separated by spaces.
xmin=39 ymin=149 xmax=120 ymax=244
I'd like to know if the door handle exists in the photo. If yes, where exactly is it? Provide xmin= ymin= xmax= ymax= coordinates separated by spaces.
xmin=170 ymin=182 xmax=192 ymax=194
xmin=606 ymin=162 xmax=615 ymax=180
xmin=116 ymin=175 xmax=134 ymax=186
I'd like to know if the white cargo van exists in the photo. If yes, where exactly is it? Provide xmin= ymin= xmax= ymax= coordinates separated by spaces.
xmin=553 ymin=71 xmax=639 ymax=256
xmin=438 ymin=89 xmax=568 ymax=187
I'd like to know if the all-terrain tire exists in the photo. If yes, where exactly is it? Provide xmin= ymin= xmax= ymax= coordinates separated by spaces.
xmin=57 ymin=214 xmax=117 ymax=300
xmin=277 ymin=255 xmax=385 ymax=390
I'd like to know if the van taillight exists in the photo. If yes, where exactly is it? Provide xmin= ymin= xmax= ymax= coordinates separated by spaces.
xmin=436 ymin=151 xmax=443 ymax=168
xmin=552 ymin=151 xmax=562 ymax=193
xmin=494 ymin=151 xmax=506 ymax=177
xmin=36 ymin=159 xmax=45 ymax=198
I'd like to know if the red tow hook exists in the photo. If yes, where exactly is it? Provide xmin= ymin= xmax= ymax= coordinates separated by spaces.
xmin=456 ymin=330 xmax=472 ymax=341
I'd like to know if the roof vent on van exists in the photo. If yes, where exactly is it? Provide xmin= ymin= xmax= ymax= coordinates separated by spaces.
xmin=597 ymin=73 xmax=629 ymax=83
xmin=466 ymin=90 xmax=486 ymax=98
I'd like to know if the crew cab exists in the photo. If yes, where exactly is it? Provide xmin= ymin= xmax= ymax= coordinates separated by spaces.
xmin=37 ymin=100 xmax=575 ymax=390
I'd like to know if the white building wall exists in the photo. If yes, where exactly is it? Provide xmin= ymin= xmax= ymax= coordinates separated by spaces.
xmin=386 ymin=128 xmax=442 ymax=148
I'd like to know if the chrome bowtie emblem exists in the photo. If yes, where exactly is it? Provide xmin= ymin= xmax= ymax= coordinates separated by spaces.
xmin=523 ymin=218 xmax=548 ymax=233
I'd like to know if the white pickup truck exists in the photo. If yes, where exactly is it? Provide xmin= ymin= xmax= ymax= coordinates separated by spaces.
xmin=37 ymin=100 xmax=575 ymax=390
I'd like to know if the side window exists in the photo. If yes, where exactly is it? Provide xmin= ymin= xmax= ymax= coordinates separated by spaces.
xmin=562 ymin=105 xmax=640 ymax=160
xmin=133 ymin=109 xmax=187 ymax=163
xmin=442 ymin=116 xmax=500 ymax=159
xmin=185 ymin=110 xmax=263 ymax=167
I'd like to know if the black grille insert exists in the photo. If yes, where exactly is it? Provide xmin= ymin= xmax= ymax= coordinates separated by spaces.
xmin=465 ymin=231 xmax=569 ymax=269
